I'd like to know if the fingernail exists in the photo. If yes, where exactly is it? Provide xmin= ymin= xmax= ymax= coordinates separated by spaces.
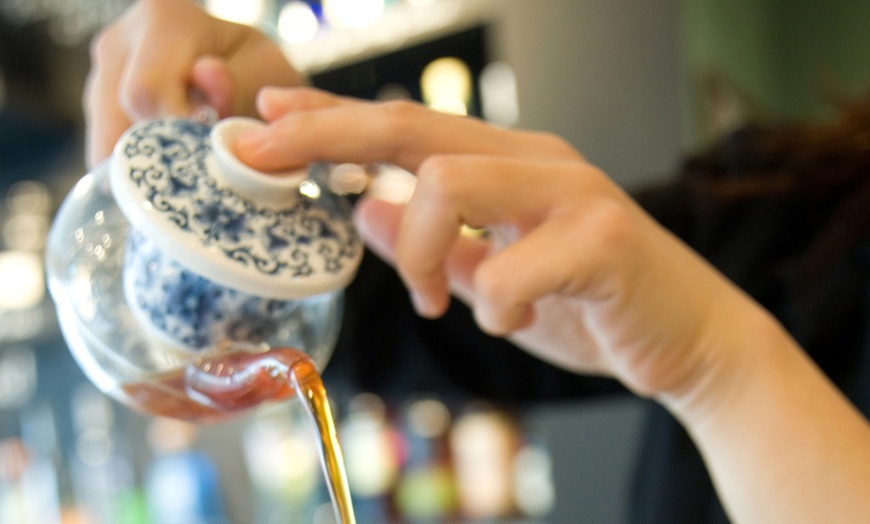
xmin=235 ymin=127 xmax=268 ymax=150
xmin=233 ymin=129 xmax=270 ymax=167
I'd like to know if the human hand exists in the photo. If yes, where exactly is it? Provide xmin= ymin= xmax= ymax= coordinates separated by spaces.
xmin=83 ymin=0 xmax=305 ymax=167
xmin=232 ymin=87 xmax=776 ymax=404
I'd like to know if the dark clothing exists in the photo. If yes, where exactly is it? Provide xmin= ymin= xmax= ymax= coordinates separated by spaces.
xmin=628 ymin=178 xmax=870 ymax=522
xmin=325 ymin=167 xmax=870 ymax=522
xmin=327 ymin=242 xmax=625 ymax=406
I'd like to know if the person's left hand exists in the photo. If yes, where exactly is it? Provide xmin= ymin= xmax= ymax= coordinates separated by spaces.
xmin=83 ymin=0 xmax=305 ymax=167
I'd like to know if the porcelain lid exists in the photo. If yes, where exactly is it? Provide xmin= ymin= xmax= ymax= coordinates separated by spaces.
xmin=110 ymin=116 xmax=363 ymax=300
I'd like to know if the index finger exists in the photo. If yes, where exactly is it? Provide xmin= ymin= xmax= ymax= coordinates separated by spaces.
xmin=234 ymin=88 xmax=581 ymax=173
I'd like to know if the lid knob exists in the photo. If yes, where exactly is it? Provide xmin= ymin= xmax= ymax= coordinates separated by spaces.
xmin=109 ymin=117 xmax=363 ymax=300
xmin=210 ymin=117 xmax=307 ymax=209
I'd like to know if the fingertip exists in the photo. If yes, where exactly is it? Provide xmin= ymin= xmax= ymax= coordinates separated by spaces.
xmin=232 ymin=127 xmax=272 ymax=168
xmin=472 ymin=286 xmax=535 ymax=336
xmin=255 ymin=86 xmax=347 ymax=121
xmin=353 ymin=197 xmax=404 ymax=265
xmin=191 ymin=55 xmax=234 ymax=118
xmin=254 ymin=86 xmax=288 ymax=121
xmin=474 ymin=301 xmax=534 ymax=337
xmin=410 ymin=289 xmax=450 ymax=319
xmin=120 ymin=69 xmax=190 ymax=120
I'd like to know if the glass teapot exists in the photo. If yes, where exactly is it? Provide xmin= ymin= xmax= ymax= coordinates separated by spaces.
xmin=45 ymin=115 xmax=364 ymax=421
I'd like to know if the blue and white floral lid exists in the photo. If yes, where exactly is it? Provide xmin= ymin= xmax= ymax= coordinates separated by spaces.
xmin=109 ymin=116 xmax=363 ymax=300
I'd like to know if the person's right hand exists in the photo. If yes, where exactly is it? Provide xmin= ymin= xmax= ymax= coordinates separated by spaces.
xmin=231 ymin=87 xmax=768 ymax=403
xmin=83 ymin=0 xmax=305 ymax=167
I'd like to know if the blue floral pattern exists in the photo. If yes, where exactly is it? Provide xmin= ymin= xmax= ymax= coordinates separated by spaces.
xmin=124 ymin=229 xmax=298 ymax=350
xmin=119 ymin=119 xmax=361 ymax=279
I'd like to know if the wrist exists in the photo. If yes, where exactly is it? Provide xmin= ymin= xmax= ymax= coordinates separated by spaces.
xmin=656 ymin=293 xmax=794 ymax=429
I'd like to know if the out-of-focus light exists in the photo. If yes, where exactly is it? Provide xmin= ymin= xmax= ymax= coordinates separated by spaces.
xmin=204 ymin=0 xmax=267 ymax=26
xmin=299 ymin=179 xmax=322 ymax=199
xmin=407 ymin=398 xmax=450 ymax=438
xmin=76 ymin=428 xmax=113 ymax=467
xmin=0 ymin=346 xmax=37 ymax=409
xmin=4 ymin=181 xmax=51 ymax=251
xmin=513 ymin=444 xmax=556 ymax=517
xmin=278 ymin=1 xmax=320 ymax=45
xmin=347 ymin=392 xmax=387 ymax=419
xmin=367 ymin=165 xmax=417 ymax=204
xmin=406 ymin=0 xmax=436 ymax=5
xmin=328 ymin=164 xmax=370 ymax=195
xmin=376 ymin=83 xmax=412 ymax=101
xmin=72 ymin=385 xmax=115 ymax=433
xmin=421 ymin=57 xmax=472 ymax=115
xmin=323 ymin=0 xmax=384 ymax=30
xmin=8 ymin=180 xmax=51 ymax=215
xmin=394 ymin=465 xmax=456 ymax=519
xmin=313 ymin=503 xmax=338 ymax=524
xmin=147 ymin=418 xmax=197 ymax=454
xmin=450 ymin=410 xmax=519 ymax=518
xmin=243 ymin=404 xmax=321 ymax=501
xmin=0 ymin=438 xmax=29 ymax=480
xmin=3 ymin=214 xmax=49 ymax=251
xmin=342 ymin=394 xmax=399 ymax=497
xmin=0 ymin=251 xmax=45 ymax=310
xmin=480 ymin=61 xmax=519 ymax=127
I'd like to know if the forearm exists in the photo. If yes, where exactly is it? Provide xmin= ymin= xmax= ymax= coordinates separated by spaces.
xmin=662 ymin=299 xmax=870 ymax=522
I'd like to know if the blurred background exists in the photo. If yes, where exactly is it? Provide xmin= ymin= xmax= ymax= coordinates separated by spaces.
xmin=1 ymin=0 xmax=869 ymax=522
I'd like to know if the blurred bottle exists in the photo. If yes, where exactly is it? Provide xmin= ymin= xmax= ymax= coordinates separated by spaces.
xmin=340 ymin=393 xmax=399 ymax=523
xmin=512 ymin=435 xmax=556 ymax=519
xmin=67 ymin=384 xmax=146 ymax=524
xmin=393 ymin=396 xmax=457 ymax=521
xmin=16 ymin=401 xmax=64 ymax=523
xmin=0 ymin=345 xmax=37 ymax=410
xmin=0 ymin=347 xmax=64 ymax=524
xmin=144 ymin=417 xmax=229 ymax=524
xmin=0 ymin=436 xmax=63 ymax=523
xmin=449 ymin=405 xmax=521 ymax=520
xmin=243 ymin=403 xmax=323 ymax=523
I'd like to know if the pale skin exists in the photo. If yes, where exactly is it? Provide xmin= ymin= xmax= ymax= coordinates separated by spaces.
xmin=85 ymin=1 xmax=870 ymax=521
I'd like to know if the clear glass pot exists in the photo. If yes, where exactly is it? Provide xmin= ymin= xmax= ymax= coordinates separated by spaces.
xmin=45 ymin=116 xmax=363 ymax=419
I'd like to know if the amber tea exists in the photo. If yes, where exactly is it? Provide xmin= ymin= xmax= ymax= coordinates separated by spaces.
xmin=122 ymin=347 xmax=356 ymax=524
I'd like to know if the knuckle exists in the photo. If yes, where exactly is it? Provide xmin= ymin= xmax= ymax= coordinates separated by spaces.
xmin=529 ymin=131 xmax=582 ymax=159
xmin=377 ymin=99 xmax=424 ymax=142
xmin=416 ymin=155 xmax=465 ymax=201
xmin=138 ymin=0 xmax=170 ymax=15
xmin=417 ymin=154 xmax=454 ymax=183
xmin=583 ymin=198 xmax=640 ymax=256
xmin=280 ymin=87 xmax=324 ymax=111
xmin=380 ymin=98 xmax=422 ymax=119
xmin=120 ymin=74 xmax=159 ymax=117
